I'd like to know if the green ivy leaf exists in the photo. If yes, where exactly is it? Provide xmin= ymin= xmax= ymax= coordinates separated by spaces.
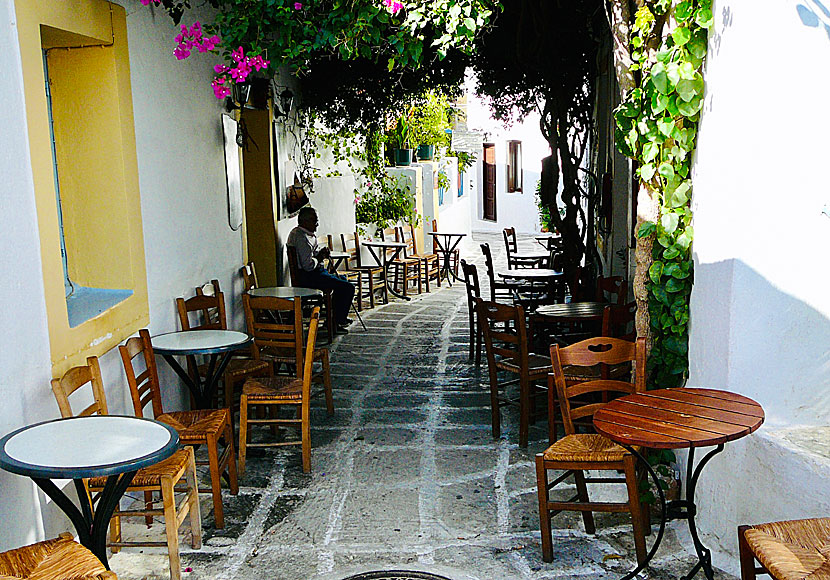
xmin=663 ymin=245 xmax=680 ymax=260
xmin=649 ymin=261 xmax=664 ymax=284
xmin=658 ymin=162 xmax=675 ymax=180
xmin=657 ymin=118 xmax=675 ymax=136
xmin=677 ymin=95 xmax=703 ymax=117
xmin=642 ymin=142 xmax=660 ymax=163
xmin=639 ymin=163 xmax=656 ymax=181
xmin=672 ymin=26 xmax=691 ymax=46
xmin=665 ymin=277 xmax=687 ymax=293
xmin=695 ymin=7 xmax=714 ymax=28
xmin=661 ymin=212 xmax=679 ymax=234
xmin=651 ymin=62 xmax=671 ymax=95
xmin=638 ymin=221 xmax=656 ymax=238
xmin=675 ymin=1 xmax=693 ymax=21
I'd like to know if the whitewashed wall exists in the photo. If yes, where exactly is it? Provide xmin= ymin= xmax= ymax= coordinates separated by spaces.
xmin=0 ymin=0 xmax=247 ymax=548
xmin=689 ymin=0 xmax=830 ymax=572
xmin=466 ymin=78 xmax=549 ymax=234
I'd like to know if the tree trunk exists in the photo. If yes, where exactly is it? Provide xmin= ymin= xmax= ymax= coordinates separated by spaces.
xmin=633 ymin=182 xmax=658 ymax=344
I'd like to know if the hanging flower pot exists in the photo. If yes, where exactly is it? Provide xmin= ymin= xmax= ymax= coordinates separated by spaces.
xmin=416 ymin=144 xmax=434 ymax=160
xmin=394 ymin=148 xmax=413 ymax=166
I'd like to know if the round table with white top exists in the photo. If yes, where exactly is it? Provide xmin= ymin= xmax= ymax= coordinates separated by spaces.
xmin=152 ymin=329 xmax=253 ymax=409
xmin=0 ymin=415 xmax=179 ymax=569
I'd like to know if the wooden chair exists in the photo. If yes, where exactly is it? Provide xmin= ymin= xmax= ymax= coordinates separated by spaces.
xmin=241 ymin=262 xmax=258 ymax=292
xmin=535 ymin=337 xmax=648 ymax=564
xmin=0 ymin=533 xmax=117 ymax=580
xmin=476 ymin=298 xmax=553 ymax=448
xmin=120 ymin=329 xmax=238 ymax=529
xmin=597 ymin=274 xmax=628 ymax=304
xmin=286 ymin=245 xmax=336 ymax=342
xmin=239 ymin=306 xmax=325 ymax=474
xmin=460 ymin=259 xmax=482 ymax=364
xmin=51 ymin=358 xmax=201 ymax=580
xmin=602 ymin=300 xmax=637 ymax=340
xmin=401 ymin=224 xmax=440 ymax=292
xmin=380 ymin=226 xmax=421 ymax=297
xmin=738 ymin=518 xmax=830 ymax=579
xmin=242 ymin=292 xmax=333 ymax=414
xmin=503 ymin=227 xmax=543 ymax=268
xmin=480 ymin=242 xmax=525 ymax=303
xmin=176 ymin=290 xmax=271 ymax=409
xmin=341 ymin=232 xmax=387 ymax=308
xmin=431 ymin=219 xmax=459 ymax=276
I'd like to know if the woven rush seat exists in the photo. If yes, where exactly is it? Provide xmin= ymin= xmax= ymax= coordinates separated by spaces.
xmin=261 ymin=345 xmax=327 ymax=364
xmin=497 ymin=353 xmax=552 ymax=377
xmin=158 ymin=408 xmax=230 ymax=443
xmin=742 ymin=518 xmax=830 ymax=579
xmin=542 ymin=433 xmax=639 ymax=463
xmin=243 ymin=376 xmax=303 ymax=401
xmin=89 ymin=448 xmax=192 ymax=488
xmin=0 ymin=534 xmax=114 ymax=580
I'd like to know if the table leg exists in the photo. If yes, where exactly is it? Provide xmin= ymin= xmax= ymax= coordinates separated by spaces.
xmin=616 ymin=445 xmax=668 ymax=580
xmin=33 ymin=473 xmax=136 ymax=569
xmin=161 ymin=352 xmax=235 ymax=409
xmin=380 ymin=247 xmax=410 ymax=301
xmin=443 ymin=235 xmax=465 ymax=283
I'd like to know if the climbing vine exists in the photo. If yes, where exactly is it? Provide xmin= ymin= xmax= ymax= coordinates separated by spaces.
xmin=613 ymin=0 xmax=712 ymax=386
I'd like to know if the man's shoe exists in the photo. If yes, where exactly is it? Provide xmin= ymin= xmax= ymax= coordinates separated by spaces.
xmin=343 ymin=318 xmax=354 ymax=326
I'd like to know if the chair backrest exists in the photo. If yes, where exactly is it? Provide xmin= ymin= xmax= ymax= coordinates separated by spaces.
xmin=317 ymin=234 xmax=333 ymax=251
xmin=399 ymin=225 xmax=416 ymax=256
xmin=299 ymin=308 xmax=321 ymax=400
xmin=476 ymin=298 xmax=528 ymax=373
xmin=241 ymin=262 xmax=258 ymax=292
xmin=51 ymin=356 xmax=108 ymax=418
xmin=340 ymin=232 xmax=363 ymax=268
xmin=550 ymin=337 xmax=646 ymax=435
xmin=460 ymin=259 xmax=480 ymax=304
xmin=602 ymin=301 xmax=637 ymax=341
xmin=176 ymin=290 xmax=227 ymax=331
xmin=196 ymin=279 xmax=221 ymax=296
xmin=479 ymin=243 xmax=498 ymax=301
xmin=286 ymin=245 xmax=301 ymax=287
xmin=431 ymin=218 xmax=440 ymax=252
xmin=408 ymin=223 xmax=422 ymax=255
xmin=597 ymin=275 xmax=628 ymax=304
xmin=503 ymin=227 xmax=518 ymax=260
xmin=119 ymin=329 xmax=166 ymax=419
xmin=380 ymin=226 xmax=403 ymax=258
xmin=243 ymin=293 xmax=305 ymax=376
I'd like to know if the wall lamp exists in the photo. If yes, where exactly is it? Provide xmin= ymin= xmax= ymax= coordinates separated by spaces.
xmin=273 ymin=88 xmax=294 ymax=119
xmin=225 ymin=82 xmax=251 ymax=113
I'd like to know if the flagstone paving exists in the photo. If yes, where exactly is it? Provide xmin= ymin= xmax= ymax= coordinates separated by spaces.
xmin=111 ymin=234 xmax=737 ymax=580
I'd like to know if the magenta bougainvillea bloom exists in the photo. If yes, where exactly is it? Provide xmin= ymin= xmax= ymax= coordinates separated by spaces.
xmin=382 ymin=0 xmax=403 ymax=14
xmin=294 ymin=2 xmax=303 ymax=9
xmin=139 ymin=0 xmax=161 ymax=4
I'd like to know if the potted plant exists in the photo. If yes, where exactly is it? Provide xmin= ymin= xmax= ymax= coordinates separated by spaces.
xmin=410 ymin=91 xmax=452 ymax=161
xmin=391 ymin=116 xmax=414 ymax=166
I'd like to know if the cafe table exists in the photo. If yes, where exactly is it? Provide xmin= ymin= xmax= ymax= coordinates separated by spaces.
xmin=363 ymin=240 xmax=410 ymax=301
xmin=428 ymin=231 xmax=466 ymax=285
xmin=248 ymin=286 xmax=323 ymax=299
xmin=593 ymin=388 xmax=765 ymax=580
xmin=152 ymin=329 xmax=252 ymax=409
xmin=498 ymin=268 xmax=564 ymax=309
xmin=0 ymin=415 xmax=179 ymax=569
xmin=325 ymin=251 xmax=350 ymax=273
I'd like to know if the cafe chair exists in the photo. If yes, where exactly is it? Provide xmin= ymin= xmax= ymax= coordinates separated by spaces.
xmin=602 ymin=301 xmax=637 ymax=340
xmin=241 ymin=262 xmax=258 ymax=292
xmin=51 ymin=358 xmax=201 ymax=580
xmin=341 ymin=232 xmax=387 ymax=309
xmin=431 ymin=219 xmax=459 ymax=276
xmin=402 ymin=223 xmax=441 ymax=292
xmin=504 ymin=226 xmax=544 ymax=268
xmin=239 ymin=308 xmax=322 ymax=474
xmin=120 ymin=330 xmax=238 ymax=530
xmin=480 ymin=243 xmax=525 ymax=303
xmin=286 ymin=245 xmax=336 ymax=343
xmin=738 ymin=518 xmax=830 ymax=579
xmin=476 ymin=298 xmax=553 ymax=448
xmin=535 ymin=337 xmax=648 ymax=565
xmin=0 ymin=533 xmax=117 ymax=580
xmin=460 ymin=259 xmax=482 ymax=364
xmin=242 ymin=293 xmax=334 ymax=418
xmin=380 ymin=226 xmax=421 ymax=297
xmin=596 ymin=274 xmax=628 ymax=304
xmin=177 ymin=290 xmax=272 ymax=410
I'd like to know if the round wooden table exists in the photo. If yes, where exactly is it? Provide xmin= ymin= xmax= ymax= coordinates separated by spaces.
xmin=594 ymin=388 xmax=764 ymax=580
xmin=152 ymin=329 xmax=253 ymax=409
xmin=0 ymin=416 xmax=179 ymax=569
xmin=535 ymin=301 xmax=606 ymax=321
xmin=248 ymin=286 xmax=323 ymax=299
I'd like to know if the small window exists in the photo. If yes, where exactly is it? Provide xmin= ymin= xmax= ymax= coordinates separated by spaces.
xmin=507 ymin=140 xmax=522 ymax=193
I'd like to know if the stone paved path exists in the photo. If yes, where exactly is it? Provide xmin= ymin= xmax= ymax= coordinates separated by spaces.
xmin=112 ymin=234 xmax=737 ymax=580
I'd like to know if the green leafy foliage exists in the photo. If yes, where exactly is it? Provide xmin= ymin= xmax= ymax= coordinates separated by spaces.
xmin=616 ymin=0 xmax=712 ymax=387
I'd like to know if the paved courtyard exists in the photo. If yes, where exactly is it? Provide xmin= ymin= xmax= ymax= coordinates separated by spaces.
xmin=112 ymin=235 xmax=737 ymax=580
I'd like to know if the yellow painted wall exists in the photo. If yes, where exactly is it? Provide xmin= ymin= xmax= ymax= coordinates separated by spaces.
xmin=16 ymin=0 xmax=149 ymax=376
xmin=242 ymin=108 xmax=278 ymax=287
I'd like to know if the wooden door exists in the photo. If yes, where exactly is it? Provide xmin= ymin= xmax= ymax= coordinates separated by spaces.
xmin=483 ymin=143 xmax=496 ymax=221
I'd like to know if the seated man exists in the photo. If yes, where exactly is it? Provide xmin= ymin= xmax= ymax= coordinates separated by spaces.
xmin=286 ymin=207 xmax=355 ymax=334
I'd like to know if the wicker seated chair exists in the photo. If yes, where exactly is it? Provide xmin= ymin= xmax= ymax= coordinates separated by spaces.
xmin=739 ymin=518 xmax=830 ymax=579
xmin=0 ymin=534 xmax=116 ymax=580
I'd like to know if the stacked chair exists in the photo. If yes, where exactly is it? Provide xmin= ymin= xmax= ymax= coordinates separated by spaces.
xmin=0 ymin=533 xmax=117 ymax=580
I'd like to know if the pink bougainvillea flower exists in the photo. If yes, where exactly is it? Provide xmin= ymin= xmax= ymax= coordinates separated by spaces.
xmin=174 ymin=46 xmax=191 ymax=60
xmin=294 ymin=2 xmax=303 ymax=9
xmin=214 ymin=64 xmax=229 ymax=74
xmin=212 ymin=77 xmax=231 ymax=99
xmin=382 ymin=0 xmax=403 ymax=14
xmin=140 ymin=0 xmax=161 ymax=5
